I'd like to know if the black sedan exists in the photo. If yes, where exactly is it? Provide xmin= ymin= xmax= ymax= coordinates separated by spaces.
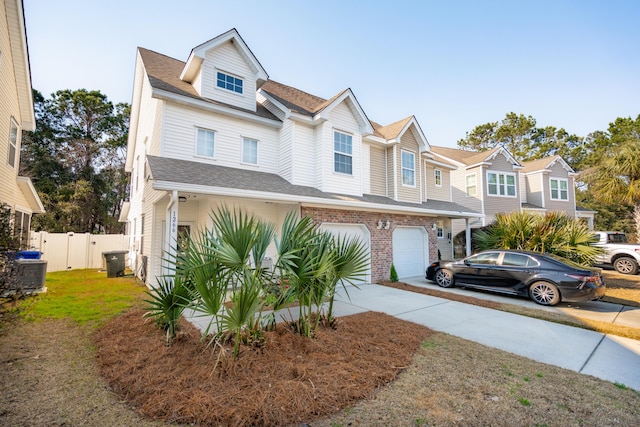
xmin=426 ymin=250 xmax=605 ymax=306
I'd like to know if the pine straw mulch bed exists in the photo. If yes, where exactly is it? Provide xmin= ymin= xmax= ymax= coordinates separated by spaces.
xmin=94 ymin=309 xmax=432 ymax=426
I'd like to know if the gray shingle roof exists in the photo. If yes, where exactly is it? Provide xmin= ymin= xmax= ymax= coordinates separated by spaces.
xmin=146 ymin=156 xmax=479 ymax=217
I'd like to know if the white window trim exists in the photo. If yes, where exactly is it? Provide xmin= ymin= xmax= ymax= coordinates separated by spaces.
xmin=195 ymin=127 xmax=216 ymax=159
xmin=436 ymin=220 xmax=444 ymax=239
xmin=241 ymin=137 xmax=259 ymax=166
xmin=434 ymin=169 xmax=442 ymax=187
xmin=7 ymin=117 xmax=18 ymax=168
xmin=465 ymin=173 xmax=477 ymax=197
xmin=401 ymin=150 xmax=416 ymax=187
xmin=215 ymin=69 xmax=243 ymax=95
xmin=486 ymin=170 xmax=517 ymax=198
xmin=333 ymin=130 xmax=353 ymax=176
xmin=549 ymin=177 xmax=569 ymax=201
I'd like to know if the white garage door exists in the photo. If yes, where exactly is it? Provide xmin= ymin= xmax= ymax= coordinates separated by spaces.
xmin=392 ymin=227 xmax=427 ymax=279
xmin=318 ymin=223 xmax=371 ymax=284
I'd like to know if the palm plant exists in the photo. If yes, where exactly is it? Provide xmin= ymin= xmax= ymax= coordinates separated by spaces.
xmin=474 ymin=211 xmax=601 ymax=265
xmin=143 ymin=275 xmax=192 ymax=345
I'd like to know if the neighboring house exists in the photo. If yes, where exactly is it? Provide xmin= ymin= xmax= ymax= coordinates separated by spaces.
xmin=430 ymin=146 xmax=594 ymax=248
xmin=0 ymin=0 xmax=44 ymax=248
xmin=122 ymin=28 xmax=481 ymax=285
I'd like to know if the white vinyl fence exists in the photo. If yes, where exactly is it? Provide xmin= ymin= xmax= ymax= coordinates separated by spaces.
xmin=29 ymin=231 xmax=128 ymax=272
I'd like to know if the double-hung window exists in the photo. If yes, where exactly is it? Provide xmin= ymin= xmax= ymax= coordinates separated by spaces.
xmin=434 ymin=169 xmax=442 ymax=187
xmin=401 ymin=150 xmax=415 ymax=186
xmin=487 ymin=171 xmax=516 ymax=197
xmin=334 ymin=131 xmax=352 ymax=175
xmin=466 ymin=174 xmax=477 ymax=196
xmin=242 ymin=138 xmax=258 ymax=165
xmin=216 ymin=71 xmax=243 ymax=94
xmin=196 ymin=128 xmax=215 ymax=158
xmin=7 ymin=117 xmax=18 ymax=168
xmin=436 ymin=220 xmax=444 ymax=239
xmin=550 ymin=178 xmax=568 ymax=200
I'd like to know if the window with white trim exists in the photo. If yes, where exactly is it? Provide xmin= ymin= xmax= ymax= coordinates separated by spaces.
xmin=487 ymin=171 xmax=516 ymax=197
xmin=466 ymin=174 xmax=477 ymax=196
xmin=334 ymin=131 xmax=352 ymax=175
xmin=434 ymin=169 xmax=442 ymax=187
xmin=401 ymin=150 xmax=415 ymax=186
xmin=196 ymin=128 xmax=215 ymax=158
xmin=550 ymin=178 xmax=569 ymax=200
xmin=436 ymin=220 xmax=444 ymax=239
xmin=7 ymin=117 xmax=18 ymax=168
xmin=242 ymin=138 xmax=258 ymax=165
xmin=216 ymin=71 xmax=243 ymax=94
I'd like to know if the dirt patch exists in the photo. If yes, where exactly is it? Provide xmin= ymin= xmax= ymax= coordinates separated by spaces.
xmin=94 ymin=309 xmax=431 ymax=426
xmin=0 ymin=318 xmax=162 ymax=426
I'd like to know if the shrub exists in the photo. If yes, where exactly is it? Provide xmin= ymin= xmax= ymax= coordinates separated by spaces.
xmin=389 ymin=264 xmax=398 ymax=283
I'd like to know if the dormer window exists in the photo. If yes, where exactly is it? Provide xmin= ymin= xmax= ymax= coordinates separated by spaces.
xmin=216 ymin=71 xmax=243 ymax=94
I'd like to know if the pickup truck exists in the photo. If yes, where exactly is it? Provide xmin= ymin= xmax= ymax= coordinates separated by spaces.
xmin=592 ymin=231 xmax=640 ymax=275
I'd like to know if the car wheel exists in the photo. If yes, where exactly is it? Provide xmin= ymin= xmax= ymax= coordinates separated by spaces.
xmin=529 ymin=281 xmax=560 ymax=306
xmin=435 ymin=269 xmax=455 ymax=288
xmin=613 ymin=257 xmax=639 ymax=275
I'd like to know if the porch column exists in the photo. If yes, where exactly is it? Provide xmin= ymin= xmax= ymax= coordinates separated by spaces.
xmin=465 ymin=218 xmax=472 ymax=256
xmin=164 ymin=191 xmax=179 ymax=275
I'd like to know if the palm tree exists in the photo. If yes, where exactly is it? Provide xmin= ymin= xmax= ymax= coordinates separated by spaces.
xmin=582 ymin=133 xmax=640 ymax=239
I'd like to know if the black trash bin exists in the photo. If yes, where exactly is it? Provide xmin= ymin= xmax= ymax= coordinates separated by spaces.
xmin=102 ymin=250 xmax=127 ymax=278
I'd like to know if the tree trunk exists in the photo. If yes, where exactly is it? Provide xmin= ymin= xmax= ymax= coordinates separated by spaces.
xmin=634 ymin=204 xmax=640 ymax=243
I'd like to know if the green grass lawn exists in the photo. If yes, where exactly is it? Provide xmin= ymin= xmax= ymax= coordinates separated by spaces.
xmin=22 ymin=269 xmax=148 ymax=327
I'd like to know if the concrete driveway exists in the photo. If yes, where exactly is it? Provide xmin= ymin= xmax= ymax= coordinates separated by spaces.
xmin=331 ymin=279 xmax=640 ymax=391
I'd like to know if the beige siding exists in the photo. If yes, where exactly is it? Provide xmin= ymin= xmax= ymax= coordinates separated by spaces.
xmin=369 ymin=145 xmax=387 ymax=196
xmin=425 ymin=164 xmax=451 ymax=202
xmin=525 ymin=171 xmax=544 ymax=207
xmin=361 ymin=143 xmax=371 ymax=194
xmin=450 ymin=167 xmax=483 ymax=213
xmin=387 ymin=146 xmax=396 ymax=199
xmin=0 ymin=2 xmax=29 ymax=211
xmin=396 ymin=130 xmax=421 ymax=203
xmin=201 ymin=41 xmax=256 ymax=111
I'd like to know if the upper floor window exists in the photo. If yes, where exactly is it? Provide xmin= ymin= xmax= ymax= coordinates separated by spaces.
xmin=401 ymin=150 xmax=415 ymax=186
xmin=242 ymin=138 xmax=258 ymax=165
xmin=334 ymin=131 xmax=352 ymax=175
xmin=196 ymin=128 xmax=215 ymax=158
xmin=217 ymin=71 xmax=243 ymax=94
xmin=466 ymin=174 xmax=477 ymax=196
xmin=7 ymin=117 xmax=18 ymax=168
xmin=487 ymin=171 xmax=516 ymax=197
xmin=550 ymin=178 xmax=568 ymax=200
xmin=434 ymin=169 xmax=442 ymax=187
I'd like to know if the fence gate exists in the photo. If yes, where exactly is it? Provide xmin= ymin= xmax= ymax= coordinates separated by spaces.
xmin=29 ymin=232 xmax=128 ymax=272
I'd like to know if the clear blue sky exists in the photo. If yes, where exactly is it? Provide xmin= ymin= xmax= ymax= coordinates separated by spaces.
xmin=24 ymin=0 xmax=640 ymax=147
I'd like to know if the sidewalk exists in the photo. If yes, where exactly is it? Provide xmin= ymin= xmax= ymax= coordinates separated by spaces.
xmin=330 ymin=281 xmax=640 ymax=391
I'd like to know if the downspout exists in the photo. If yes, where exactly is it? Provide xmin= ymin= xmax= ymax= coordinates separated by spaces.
xmin=164 ymin=190 xmax=179 ymax=276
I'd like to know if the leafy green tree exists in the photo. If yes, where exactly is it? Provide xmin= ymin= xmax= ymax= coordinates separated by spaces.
xmin=20 ymin=89 xmax=130 ymax=233
xmin=457 ymin=112 xmax=583 ymax=166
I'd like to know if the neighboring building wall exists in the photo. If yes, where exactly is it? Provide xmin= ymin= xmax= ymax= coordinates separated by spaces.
xmin=525 ymin=171 xmax=544 ymax=207
xmin=301 ymin=206 xmax=438 ymax=283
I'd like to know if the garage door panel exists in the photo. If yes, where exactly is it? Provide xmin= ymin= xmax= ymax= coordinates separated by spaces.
xmin=318 ymin=223 xmax=371 ymax=284
xmin=393 ymin=227 xmax=427 ymax=279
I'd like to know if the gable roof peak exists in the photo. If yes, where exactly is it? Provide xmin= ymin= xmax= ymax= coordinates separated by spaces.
xmin=180 ymin=28 xmax=268 ymax=85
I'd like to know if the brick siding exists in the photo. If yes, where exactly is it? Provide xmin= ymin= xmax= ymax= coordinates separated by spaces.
xmin=300 ymin=207 xmax=438 ymax=283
